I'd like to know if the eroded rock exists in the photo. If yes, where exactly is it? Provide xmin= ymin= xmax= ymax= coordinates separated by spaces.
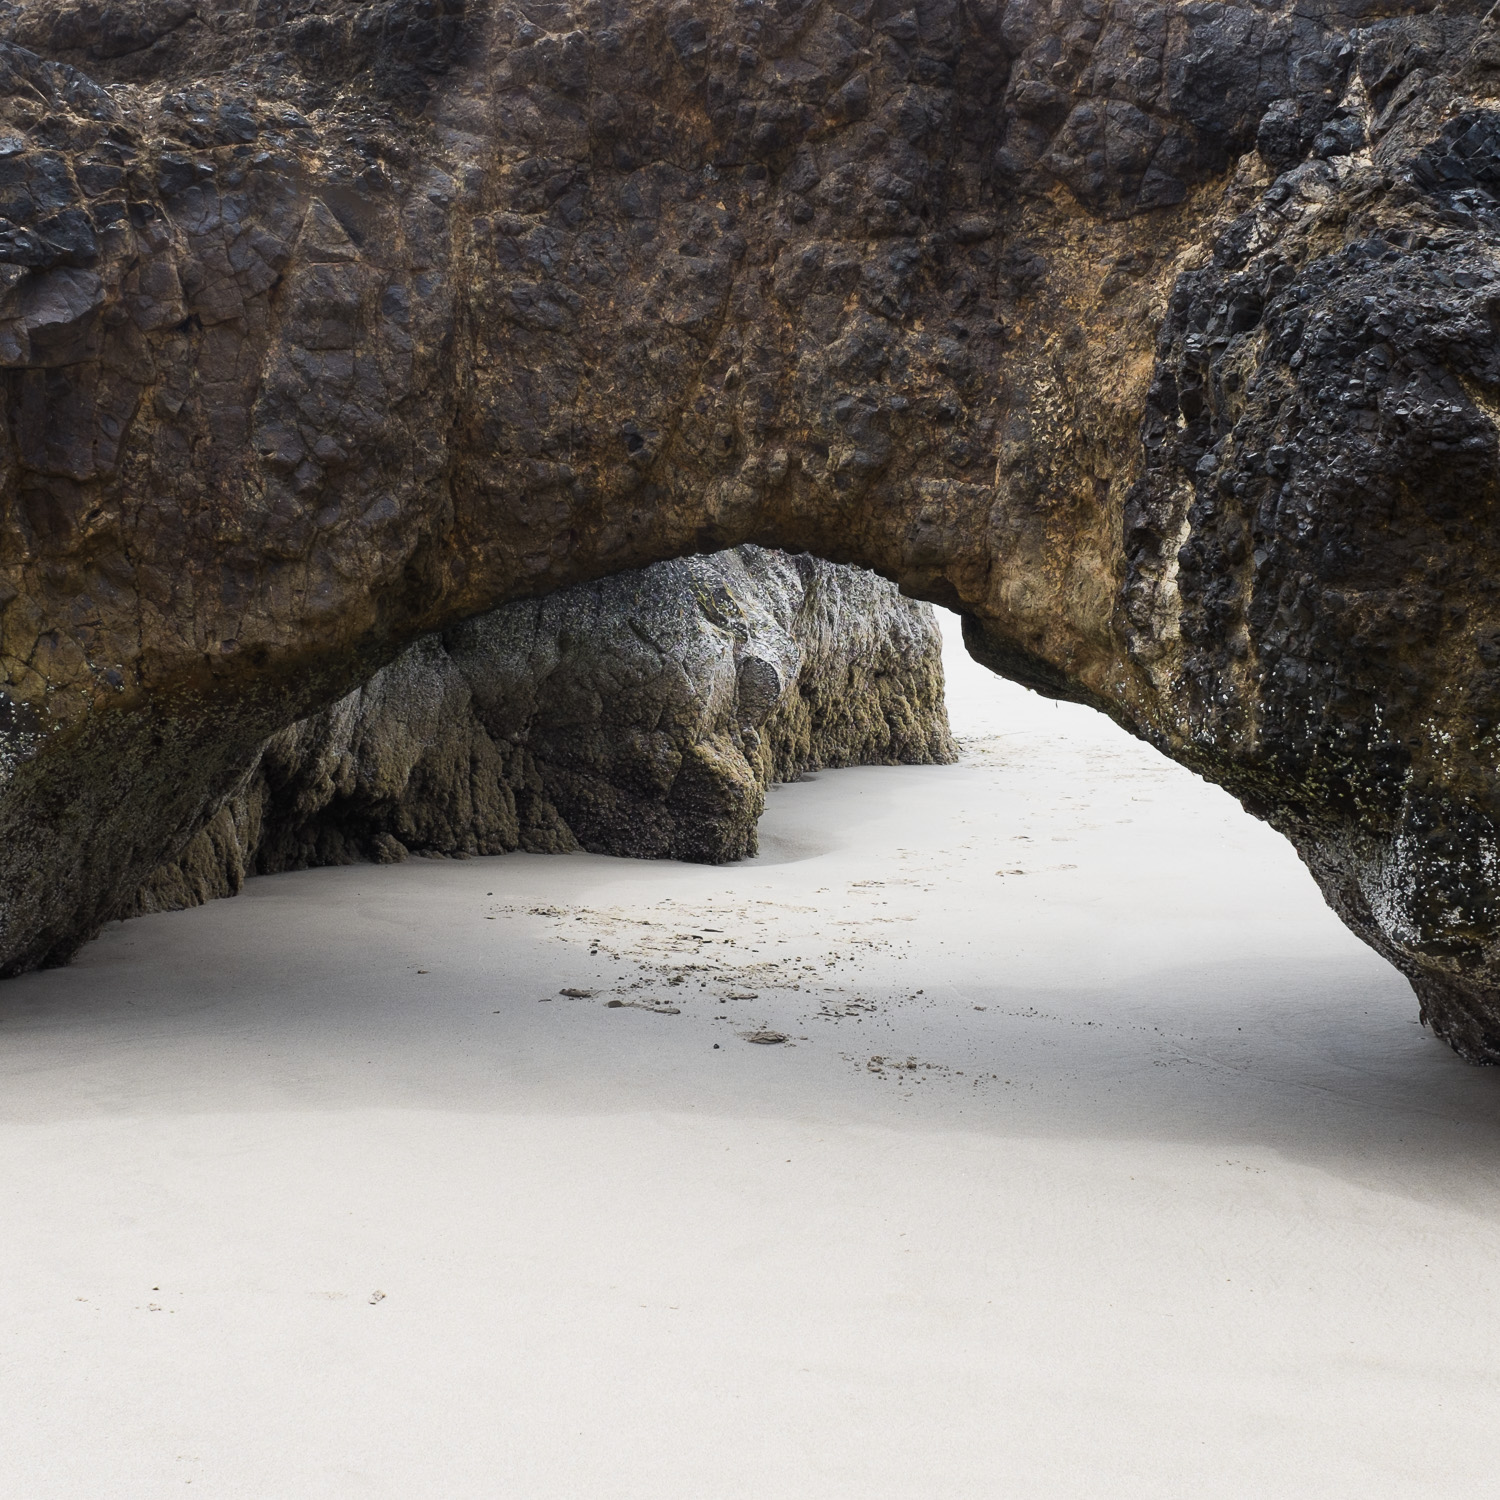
xmin=131 ymin=545 xmax=953 ymax=911
xmin=1 ymin=0 xmax=1499 ymax=1056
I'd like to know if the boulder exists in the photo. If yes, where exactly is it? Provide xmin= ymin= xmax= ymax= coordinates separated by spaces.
xmin=130 ymin=546 xmax=954 ymax=912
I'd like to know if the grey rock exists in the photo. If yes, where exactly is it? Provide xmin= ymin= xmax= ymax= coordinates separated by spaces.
xmin=130 ymin=546 xmax=953 ymax=912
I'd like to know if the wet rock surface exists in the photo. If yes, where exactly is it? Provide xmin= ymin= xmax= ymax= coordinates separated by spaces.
xmin=1 ymin=0 xmax=1500 ymax=1055
xmin=131 ymin=545 xmax=953 ymax=913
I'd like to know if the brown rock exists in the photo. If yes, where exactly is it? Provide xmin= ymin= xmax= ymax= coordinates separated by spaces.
xmin=1 ymin=1 xmax=1500 ymax=1057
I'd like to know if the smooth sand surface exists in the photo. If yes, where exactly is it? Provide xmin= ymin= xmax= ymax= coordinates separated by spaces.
xmin=4 ymin=613 xmax=1500 ymax=1497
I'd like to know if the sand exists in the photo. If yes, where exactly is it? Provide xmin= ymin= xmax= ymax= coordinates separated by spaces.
xmin=3 ymin=612 xmax=1500 ymax=1498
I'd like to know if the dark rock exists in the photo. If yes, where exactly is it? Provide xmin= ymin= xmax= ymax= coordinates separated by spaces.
xmin=1257 ymin=99 xmax=1308 ymax=174
xmin=1 ymin=0 xmax=1500 ymax=1059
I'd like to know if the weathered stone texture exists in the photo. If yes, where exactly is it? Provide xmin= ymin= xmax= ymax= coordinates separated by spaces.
xmin=4 ymin=0 xmax=1500 ymax=1057
xmin=131 ymin=545 xmax=953 ymax=911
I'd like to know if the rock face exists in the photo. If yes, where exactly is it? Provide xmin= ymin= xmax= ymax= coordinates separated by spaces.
xmin=131 ymin=546 xmax=954 ymax=913
xmin=4 ymin=0 xmax=1500 ymax=1057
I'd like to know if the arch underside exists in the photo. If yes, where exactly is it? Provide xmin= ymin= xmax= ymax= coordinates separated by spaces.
xmin=0 ymin=0 xmax=1498 ymax=1055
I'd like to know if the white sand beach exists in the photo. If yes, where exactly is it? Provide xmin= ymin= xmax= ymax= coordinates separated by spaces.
xmin=3 ymin=613 xmax=1499 ymax=1498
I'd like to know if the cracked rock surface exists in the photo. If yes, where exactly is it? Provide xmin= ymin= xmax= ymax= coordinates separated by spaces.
xmin=3 ymin=0 xmax=1500 ymax=1057
xmin=130 ymin=545 xmax=954 ymax=913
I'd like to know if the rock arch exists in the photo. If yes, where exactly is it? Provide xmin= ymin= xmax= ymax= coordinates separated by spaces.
xmin=2 ymin=0 xmax=1500 ymax=1057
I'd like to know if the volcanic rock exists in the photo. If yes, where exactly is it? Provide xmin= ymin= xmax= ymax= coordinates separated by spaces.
xmin=2 ymin=0 xmax=1500 ymax=1057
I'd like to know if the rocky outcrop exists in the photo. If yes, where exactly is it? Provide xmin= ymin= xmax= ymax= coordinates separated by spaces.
xmin=5 ymin=0 xmax=1500 ymax=1057
xmin=131 ymin=545 xmax=954 ymax=912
